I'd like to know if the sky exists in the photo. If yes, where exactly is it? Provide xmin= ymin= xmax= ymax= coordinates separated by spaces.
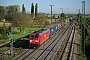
xmin=0 ymin=0 xmax=90 ymax=14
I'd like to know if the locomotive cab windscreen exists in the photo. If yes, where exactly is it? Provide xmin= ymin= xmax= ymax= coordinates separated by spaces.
xmin=29 ymin=34 xmax=39 ymax=43
xmin=30 ymin=35 xmax=38 ymax=38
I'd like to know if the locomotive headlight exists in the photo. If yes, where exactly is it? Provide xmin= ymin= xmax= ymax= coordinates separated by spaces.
xmin=36 ymin=40 xmax=38 ymax=42
xmin=30 ymin=40 xmax=32 ymax=42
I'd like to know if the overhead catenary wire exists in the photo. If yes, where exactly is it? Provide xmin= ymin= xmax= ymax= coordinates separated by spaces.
xmin=52 ymin=2 xmax=81 ymax=14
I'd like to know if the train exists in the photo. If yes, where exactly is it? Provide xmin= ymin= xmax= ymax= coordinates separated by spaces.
xmin=29 ymin=19 xmax=70 ymax=47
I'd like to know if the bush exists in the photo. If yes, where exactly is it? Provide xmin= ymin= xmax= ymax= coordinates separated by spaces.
xmin=3 ymin=35 xmax=9 ymax=39
xmin=0 ymin=24 xmax=9 ymax=39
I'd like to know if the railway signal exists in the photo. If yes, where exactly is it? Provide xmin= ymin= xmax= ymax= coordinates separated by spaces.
xmin=9 ymin=26 xmax=12 ymax=33
xmin=9 ymin=26 xmax=13 ymax=55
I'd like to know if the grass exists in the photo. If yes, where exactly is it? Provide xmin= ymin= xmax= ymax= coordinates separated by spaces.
xmin=3 ymin=55 xmax=14 ymax=60
xmin=77 ymin=34 xmax=82 ymax=53
xmin=0 ymin=47 xmax=23 ymax=60
xmin=0 ymin=47 xmax=9 ymax=52
xmin=76 ymin=33 xmax=87 ymax=60
xmin=77 ymin=33 xmax=82 ymax=45
xmin=85 ymin=16 xmax=90 ymax=18
xmin=0 ymin=40 xmax=5 ymax=44
xmin=3 ymin=49 xmax=23 ymax=60
xmin=12 ymin=27 xmax=41 ymax=39
xmin=0 ymin=26 xmax=42 ymax=45
xmin=0 ymin=39 xmax=9 ymax=45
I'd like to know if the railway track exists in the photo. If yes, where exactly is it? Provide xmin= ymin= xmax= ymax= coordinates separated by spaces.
xmin=12 ymin=23 xmax=70 ymax=60
xmin=34 ymin=24 xmax=71 ymax=60
xmin=54 ymin=23 xmax=75 ymax=60
xmin=60 ymin=24 xmax=75 ymax=60
xmin=13 ymin=23 xmax=71 ymax=60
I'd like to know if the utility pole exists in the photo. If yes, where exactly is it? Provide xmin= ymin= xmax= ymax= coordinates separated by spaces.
xmin=82 ymin=1 xmax=85 ymax=55
xmin=60 ymin=8 xmax=63 ymax=13
xmin=67 ymin=8 xmax=69 ymax=17
xmin=49 ymin=5 xmax=54 ymax=24
xmin=60 ymin=8 xmax=63 ymax=21
xmin=78 ymin=9 xmax=80 ymax=13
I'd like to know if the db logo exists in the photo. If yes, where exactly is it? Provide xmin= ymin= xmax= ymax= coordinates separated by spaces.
xmin=44 ymin=34 xmax=46 ymax=39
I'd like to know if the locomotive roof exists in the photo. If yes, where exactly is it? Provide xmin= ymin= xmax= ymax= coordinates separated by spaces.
xmin=32 ymin=29 xmax=47 ymax=34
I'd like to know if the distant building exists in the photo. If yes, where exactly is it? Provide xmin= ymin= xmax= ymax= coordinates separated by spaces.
xmin=39 ymin=12 xmax=46 ymax=15
xmin=46 ymin=14 xmax=61 ymax=19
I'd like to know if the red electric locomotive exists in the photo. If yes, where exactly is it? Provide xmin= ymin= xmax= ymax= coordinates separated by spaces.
xmin=29 ymin=29 xmax=49 ymax=47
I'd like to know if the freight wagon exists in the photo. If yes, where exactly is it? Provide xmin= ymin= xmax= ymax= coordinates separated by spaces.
xmin=56 ymin=22 xmax=62 ymax=29
xmin=44 ymin=24 xmax=58 ymax=36
xmin=61 ymin=21 xmax=64 ymax=27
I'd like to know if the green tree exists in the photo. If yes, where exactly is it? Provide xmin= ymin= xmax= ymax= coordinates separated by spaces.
xmin=0 ymin=23 xmax=9 ymax=39
xmin=61 ymin=13 xmax=66 ymax=20
xmin=31 ymin=3 xmax=34 ymax=18
xmin=5 ymin=13 xmax=13 ymax=23
xmin=31 ymin=3 xmax=34 ymax=14
xmin=5 ymin=5 xmax=20 ymax=22
xmin=0 ymin=6 xmax=5 ymax=21
xmin=35 ymin=3 xmax=38 ymax=17
xmin=53 ymin=15 xmax=55 ymax=19
xmin=45 ymin=20 xmax=50 ymax=27
xmin=6 ymin=12 xmax=32 ymax=32
xmin=35 ymin=14 xmax=49 ymax=27
xmin=6 ymin=5 xmax=20 ymax=13
xmin=77 ymin=13 xmax=83 ymax=20
xmin=76 ymin=13 xmax=83 ymax=26
xmin=22 ymin=4 xmax=26 ymax=13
